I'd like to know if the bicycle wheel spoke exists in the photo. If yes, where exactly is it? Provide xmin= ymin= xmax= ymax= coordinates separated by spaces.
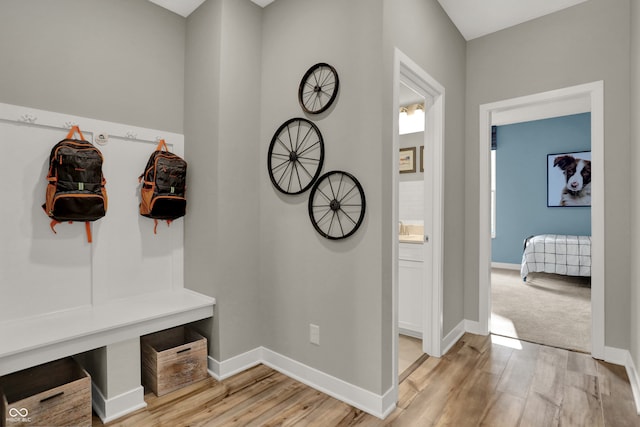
xmin=296 ymin=125 xmax=315 ymax=154
xmin=339 ymin=208 xmax=358 ymax=226
xmin=276 ymin=161 xmax=292 ymax=186
xmin=319 ymin=70 xmax=333 ymax=87
xmin=339 ymin=184 xmax=358 ymax=204
xmin=285 ymin=124 xmax=295 ymax=152
xmin=271 ymin=152 xmax=290 ymax=159
xmin=276 ymin=137 xmax=292 ymax=154
xmin=294 ymin=162 xmax=303 ymax=191
xmin=298 ymin=140 xmax=320 ymax=157
xmin=271 ymin=158 xmax=290 ymax=172
xmin=336 ymin=210 xmax=345 ymax=237
xmin=296 ymin=160 xmax=313 ymax=179
xmin=317 ymin=187 xmax=333 ymax=203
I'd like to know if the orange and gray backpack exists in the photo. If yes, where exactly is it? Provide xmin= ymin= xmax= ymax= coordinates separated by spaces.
xmin=43 ymin=125 xmax=108 ymax=243
xmin=139 ymin=139 xmax=187 ymax=233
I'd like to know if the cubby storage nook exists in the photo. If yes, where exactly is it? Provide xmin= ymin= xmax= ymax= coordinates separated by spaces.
xmin=0 ymin=357 xmax=91 ymax=427
xmin=141 ymin=326 xmax=208 ymax=396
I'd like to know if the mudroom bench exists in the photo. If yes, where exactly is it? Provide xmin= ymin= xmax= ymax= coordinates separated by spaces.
xmin=0 ymin=289 xmax=215 ymax=376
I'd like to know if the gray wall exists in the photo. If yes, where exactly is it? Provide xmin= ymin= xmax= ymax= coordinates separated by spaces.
xmin=259 ymin=0 xmax=386 ymax=394
xmin=383 ymin=0 xmax=468 ymax=343
xmin=465 ymin=0 xmax=631 ymax=348
xmin=0 ymin=0 xmax=185 ymax=133
xmin=184 ymin=0 xmax=263 ymax=361
xmin=630 ymin=0 xmax=640 ymax=384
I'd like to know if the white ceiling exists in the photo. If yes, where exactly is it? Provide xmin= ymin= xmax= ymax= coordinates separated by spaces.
xmin=148 ymin=0 xmax=273 ymax=17
xmin=150 ymin=0 xmax=587 ymax=41
xmin=437 ymin=0 xmax=589 ymax=40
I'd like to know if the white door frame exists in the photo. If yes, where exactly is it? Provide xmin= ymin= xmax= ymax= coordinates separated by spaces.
xmin=392 ymin=48 xmax=445 ymax=396
xmin=478 ymin=81 xmax=605 ymax=359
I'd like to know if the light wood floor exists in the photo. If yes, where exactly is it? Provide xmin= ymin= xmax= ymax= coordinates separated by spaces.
xmin=398 ymin=334 xmax=423 ymax=375
xmin=93 ymin=333 xmax=640 ymax=426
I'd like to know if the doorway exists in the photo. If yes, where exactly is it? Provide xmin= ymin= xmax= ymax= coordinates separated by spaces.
xmin=490 ymin=113 xmax=592 ymax=352
xmin=391 ymin=48 xmax=445 ymax=393
xmin=478 ymin=82 xmax=605 ymax=359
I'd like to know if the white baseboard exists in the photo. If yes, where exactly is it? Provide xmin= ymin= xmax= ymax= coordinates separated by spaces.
xmin=491 ymin=262 xmax=520 ymax=271
xmin=210 ymin=347 xmax=394 ymax=419
xmin=261 ymin=347 xmax=393 ymax=419
xmin=603 ymin=346 xmax=640 ymax=415
xmin=91 ymin=383 xmax=146 ymax=424
xmin=208 ymin=347 xmax=262 ymax=381
xmin=398 ymin=328 xmax=422 ymax=339
xmin=464 ymin=319 xmax=487 ymax=336
xmin=442 ymin=320 xmax=465 ymax=355
xmin=624 ymin=351 xmax=640 ymax=415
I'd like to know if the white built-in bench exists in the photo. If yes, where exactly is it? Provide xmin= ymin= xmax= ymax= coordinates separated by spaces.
xmin=0 ymin=289 xmax=215 ymax=376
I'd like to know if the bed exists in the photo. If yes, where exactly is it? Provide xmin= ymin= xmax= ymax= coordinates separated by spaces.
xmin=520 ymin=234 xmax=591 ymax=281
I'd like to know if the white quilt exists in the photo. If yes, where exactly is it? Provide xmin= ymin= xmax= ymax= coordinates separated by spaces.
xmin=520 ymin=234 xmax=591 ymax=281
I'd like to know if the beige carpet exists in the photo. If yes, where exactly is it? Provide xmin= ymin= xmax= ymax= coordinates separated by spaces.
xmin=491 ymin=268 xmax=591 ymax=353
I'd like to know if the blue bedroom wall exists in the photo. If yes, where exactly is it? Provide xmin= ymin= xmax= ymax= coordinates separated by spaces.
xmin=492 ymin=113 xmax=591 ymax=264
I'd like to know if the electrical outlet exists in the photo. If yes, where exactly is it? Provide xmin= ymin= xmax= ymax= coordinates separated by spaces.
xmin=309 ymin=324 xmax=320 ymax=345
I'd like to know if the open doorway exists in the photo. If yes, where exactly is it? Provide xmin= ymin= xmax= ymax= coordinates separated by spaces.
xmin=490 ymin=112 xmax=592 ymax=353
xmin=397 ymin=81 xmax=427 ymax=379
xmin=478 ymin=82 xmax=605 ymax=359
xmin=391 ymin=49 xmax=445 ymax=393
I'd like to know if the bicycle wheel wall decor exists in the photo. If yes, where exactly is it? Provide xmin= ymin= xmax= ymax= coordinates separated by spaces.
xmin=267 ymin=118 xmax=325 ymax=195
xmin=298 ymin=63 xmax=340 ymax=115
xmin=308 ymin=170 xmax=366 ymax=240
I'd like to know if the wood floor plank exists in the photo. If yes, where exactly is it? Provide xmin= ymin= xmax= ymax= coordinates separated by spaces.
xmin=474 ymin=338 xmax=514 ymax=376
xmin=496 ymin=340 xmax=539 ymax=399
xmin=597 ymin=361 xmax=639 ymax=427
xmin=478 ymin=392 xmax=525 ymax=427
xmin=528 ymin=345 xmax=568 ymax=406
xmin=247 ymin=386 xmax=326 ymax=427
xmin=560 ymin=370 xmax=603 ymax=427
xmin=519 ymin=391 xmax=560 ymax=427
xmin=433 ymin=368 xmax=502 ymax=426
xmin=92 ymin=335 xmax=640 ymax=427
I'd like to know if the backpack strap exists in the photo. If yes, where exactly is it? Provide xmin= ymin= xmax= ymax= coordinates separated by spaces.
xmin=152 ymin=219 xmax=173 ymax=235
xmin=156 ymin=139 xmax=168 ymax=152
xmin=50 ymin=219 xmax=61 ymax=234
xmin=50 ymin=219 xmax=93 ymax=243
xmin=66 ymin=125 xmax=86 ymax=141
xmin=85 ymin=222 xmax=92 ymax=243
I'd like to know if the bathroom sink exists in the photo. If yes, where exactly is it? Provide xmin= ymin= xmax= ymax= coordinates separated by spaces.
xmin=399 ymin=234 xmax=423 ymax=243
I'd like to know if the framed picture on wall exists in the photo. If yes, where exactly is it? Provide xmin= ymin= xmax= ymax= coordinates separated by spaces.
xmin=547 ymin=150 xmax=591 ymax=207
xmin=399 ymin=147 xmax=416 ymax=173
xmin=420 ymin=145 xmax=424 ymax=172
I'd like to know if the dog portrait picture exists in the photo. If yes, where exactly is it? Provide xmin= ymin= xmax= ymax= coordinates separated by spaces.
xmin=547 ymin=151 xmax=591 ymax=207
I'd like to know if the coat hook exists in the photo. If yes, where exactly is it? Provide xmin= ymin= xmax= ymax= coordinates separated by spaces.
xmin=19 ymin=114 xmax=37 ymax=123
xmin=64 ymin=121 xmax=78 ymax=128
xmin=125 ymin=131 xmax=137 ymax=139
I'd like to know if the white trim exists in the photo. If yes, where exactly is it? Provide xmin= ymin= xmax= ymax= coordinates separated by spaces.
xmin=601 ymin=346 xmax=640 ymax=415
xmin=442 ymin=320 xmax=466 ymax=355
xmin=394 ymin=48 xmax=445 ymax=361
xmin=261 ymin=347 xmax=395 ymax=419
xmin=207 ymin=347 xmax=262 ymax=381
xmin=464 ymin=319 xmax=485 ymax=336
xmin=478 ymin=81 xmax=605 ymax=359
xmin=623 ymin=350 xmax=640 ymax=415
xmin=491 ymin=95 xmax=590 ymax=126
xmin=91 ymin=383 xmax=146 ymax=424
xmin=209 ymin=347 xmax=394 ymax=419
xmin=398 ymin=328 xmax=422 ymax=339
xmin=491 ymin=262 xmax=520 ymax=271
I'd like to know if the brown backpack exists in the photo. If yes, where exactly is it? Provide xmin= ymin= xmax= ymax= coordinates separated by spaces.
xmin=43 ymin=125 xmax=108 ymax=243
xmin=139 ymin=139 xmax=187 ymax=233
